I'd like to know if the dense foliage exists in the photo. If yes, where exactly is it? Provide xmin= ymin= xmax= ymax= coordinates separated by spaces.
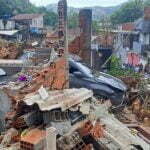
xmin=110 ymin=0 xmax=150 ymax=25
xmin=68 ymin=12 xmax=78 ymax=29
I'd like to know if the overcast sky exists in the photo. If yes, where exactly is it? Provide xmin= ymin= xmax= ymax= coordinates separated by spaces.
xmin=30 ymin=0 xmax=129 ymax=7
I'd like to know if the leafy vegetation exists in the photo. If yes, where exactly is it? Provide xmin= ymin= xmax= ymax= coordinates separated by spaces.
xmin=68 ymin=12 xmax=78 ymax=29
xmin=107 ymin=55 xmax=142 ymax=78
xmin=110 ymin=0 xmax=143 ymax=24
xmin=110 ymin=0 xmax=150 ymax=25
xmin=92 ymin=20 xmax=100 ymax=33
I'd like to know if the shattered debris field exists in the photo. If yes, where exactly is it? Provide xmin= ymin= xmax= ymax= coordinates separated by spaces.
xmin=0 ymin=0 xmax=150 ymax=150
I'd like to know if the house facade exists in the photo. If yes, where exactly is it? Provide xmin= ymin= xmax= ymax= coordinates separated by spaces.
xmin=115 ymin=7 xmax=150 ymax=66
xmin=135 ymin=7 xmax=150 ymax=58
xmin=0 ymin=19 xmax=15 ymax=30
xmin=0 ymin=14 xmax=44 ymax=42
xmin=11 ymin=14 xmax=44 ymax=33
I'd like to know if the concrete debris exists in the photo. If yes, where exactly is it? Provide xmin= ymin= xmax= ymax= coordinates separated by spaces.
xmin=0 ymin=0 xmax=150 ymax=149
xmin=0 ymin=40 xmax=20 ymax=59
xmin=23 ymin=88 xmax=93 ymax=111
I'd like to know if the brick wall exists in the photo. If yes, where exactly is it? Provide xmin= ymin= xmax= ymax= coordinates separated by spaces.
xmin=68 ymin=9 xmax=92 ymax=65
xmin=33 ymin=58 xmax=68 ymax=90
xmin=79 ymin=9 xmax=92 ymax=65
xmin=68 ymin=36 xmax=81 ymax=55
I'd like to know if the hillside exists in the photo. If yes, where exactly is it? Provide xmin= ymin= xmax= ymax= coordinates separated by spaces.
xmin=46 ymin=4 xmax=120 ymax=20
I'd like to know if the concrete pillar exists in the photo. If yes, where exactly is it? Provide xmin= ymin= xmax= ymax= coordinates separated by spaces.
xmin=46 ymin=127 xmax=57 ymax=150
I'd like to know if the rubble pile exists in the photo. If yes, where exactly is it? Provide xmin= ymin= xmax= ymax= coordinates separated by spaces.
xmin=0 ymin=0 xmax=150 ymax=149
xmin=114 ymin=77 xmax=150 ymax=145
xmin=0 ymin=83 xmax=104 ymax=150
xmin=0 ymin=40 xmax=20 ymax=59
xmin=1 ymin=82 xmax=150 ymax=150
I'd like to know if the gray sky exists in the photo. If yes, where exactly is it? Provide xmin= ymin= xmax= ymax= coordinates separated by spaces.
xmin=30 ymin=0 xmax=129 ymax=7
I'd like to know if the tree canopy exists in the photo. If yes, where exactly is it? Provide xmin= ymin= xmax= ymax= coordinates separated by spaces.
xmin=68 ymin=12 xmax=79 ymax=29
xmin=110 ymin=0 xmax=143 ymax=24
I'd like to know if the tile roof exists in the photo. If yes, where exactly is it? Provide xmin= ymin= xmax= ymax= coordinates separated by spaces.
xmin=11 ymin=14 xmax=44 ymax=20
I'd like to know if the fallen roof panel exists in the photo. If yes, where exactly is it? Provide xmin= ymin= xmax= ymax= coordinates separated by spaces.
xmin=23 ymin=88 xmax=93 ymax=111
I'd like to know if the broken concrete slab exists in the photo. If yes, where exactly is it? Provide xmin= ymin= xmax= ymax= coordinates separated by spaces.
xmin=23 ymin=88 xmax=93 ymax=111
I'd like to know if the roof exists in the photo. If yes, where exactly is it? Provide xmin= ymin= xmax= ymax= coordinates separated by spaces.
xmin=0 ymin=30 xmax=19 ymax=36
xmin=135 ymin=18 xmax=150 ymax=33
xmin=11 ymin=14 xmax=44 ymax=20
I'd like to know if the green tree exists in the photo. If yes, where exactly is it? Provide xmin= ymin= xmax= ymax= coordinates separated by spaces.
xmin=44 ymin=11 xmax=58 ymax=27
xmin=110 ymin=0 xmax=144 ymax=25
xmin=0 ymin=0 xmax=58 ymax=27
xmin=68 ymin=12 xmax=78 ymax=29
xmin=144 ymin=0 xmax=150 ymax=6
xmin=92 ymin=20 xmax=99 ymax=34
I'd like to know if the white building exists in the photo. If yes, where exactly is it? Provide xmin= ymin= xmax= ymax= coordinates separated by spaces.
xmin=11 ymin=14 xmax=44 ymax=29
xmin=0 ymin=20 xmax=15 ymax=30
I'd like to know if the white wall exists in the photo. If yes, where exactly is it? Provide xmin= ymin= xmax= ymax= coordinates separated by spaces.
xmin=140 ymin=33 xmax=150 ymax=45
xmin=0 ymin=20 xmax=15 ymax=30
xmin=0 ymin=20 xmax=4 ymax=30
xmin=30 ymin=16 xmax=43 ymax=28
xmin=5 ymin=21 xmax=15 ymax=30
xmin=145 ymin=34 xmax=150 ymax=45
